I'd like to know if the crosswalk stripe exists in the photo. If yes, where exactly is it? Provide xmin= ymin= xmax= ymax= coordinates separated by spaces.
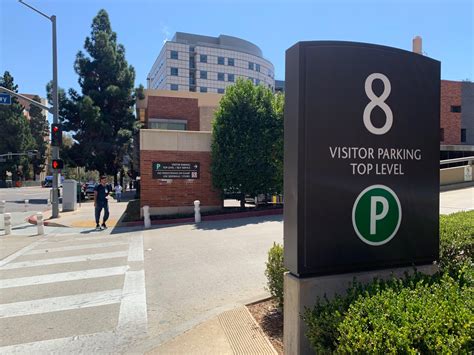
xmin=0 ymin=266 xmax=128 ymax=289
xmin=128 ymin=233 xmax=144 ymax=262
xmin=0 ymin=289 xmax=123 ymax=319
xmin=0 ymin=251 xmax=128 ymax=270
xmin=42 ymin=234 xmax=125 ymax=243
xmin=117 ymin=270 xmax=147 ymax=334
xmin=26 ymin=241 xmax=129 ymax=255
xmin=0 ymin=239 xmax=46 ymax=268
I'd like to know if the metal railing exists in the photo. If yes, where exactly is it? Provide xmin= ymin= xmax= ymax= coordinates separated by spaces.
xmin=440 ymin=156 xmax=474 ymax=167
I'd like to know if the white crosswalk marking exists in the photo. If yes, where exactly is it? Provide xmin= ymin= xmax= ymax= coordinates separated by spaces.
xmin=0 ymin=231 xmax=147 ymax=352
xmin=0 ymin=289 xmax=123 ymax=318
xmin=0 ymin=266 xmax=128 ymax=289
xmin=0 ymin=251 xmax=128 ymax=270
xmin=26 ymin=240 xmax=129 ymax=255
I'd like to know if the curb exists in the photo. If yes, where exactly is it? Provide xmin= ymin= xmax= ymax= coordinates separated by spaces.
xmin=120 ymin=208 xmax=283 ymax=228
xmin=26 ymin=213 xmax=69 ymax=228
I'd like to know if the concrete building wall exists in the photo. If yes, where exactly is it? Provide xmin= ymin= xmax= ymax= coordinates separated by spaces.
xmin=440 ymin=81 xmax=462 ymax=144
xmin=461 ymin=81 xmax=474 ymax=144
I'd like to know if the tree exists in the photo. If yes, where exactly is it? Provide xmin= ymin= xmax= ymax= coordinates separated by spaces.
xmin=54 ymin=9 xmax=136 ymax=181
xmin=272 ymin=93 xmax=284 ymax=194
xmin=211 ymin=79 xmax=281 ymax=208
xmin=0 ymin=71 xmax=35 ymax=181
xmin=29 ymin=96 xmax=49 ymax=180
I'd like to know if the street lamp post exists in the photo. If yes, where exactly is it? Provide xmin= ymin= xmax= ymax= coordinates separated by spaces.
xmin=18 ymin=0 xmax=60 ymax=218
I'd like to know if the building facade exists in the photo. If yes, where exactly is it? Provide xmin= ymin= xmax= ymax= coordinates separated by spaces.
xmin=147 ymin=32 xmax=275 ymax=94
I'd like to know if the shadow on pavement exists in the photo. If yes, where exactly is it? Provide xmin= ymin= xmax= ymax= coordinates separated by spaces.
xmin=194 ymin=214 xmax=283 ymax=231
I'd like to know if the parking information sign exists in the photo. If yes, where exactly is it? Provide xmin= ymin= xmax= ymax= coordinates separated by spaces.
xmin=152 ymin=162 xmax=200 ymax=179
xmin=284 ymin=41 xmax=440 ymax=277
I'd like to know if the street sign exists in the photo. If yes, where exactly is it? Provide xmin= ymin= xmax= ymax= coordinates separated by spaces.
xmin=284 ymin=41 xmax=440 ymax=277
xmin=0 ymin=93 xmax=11 ymax=105
xmin=152 ymin=162 xmax=200 ymax=179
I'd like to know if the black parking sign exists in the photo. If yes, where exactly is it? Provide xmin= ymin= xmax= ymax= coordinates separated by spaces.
xmin=284 ymin=41 xmax=440 ymax=277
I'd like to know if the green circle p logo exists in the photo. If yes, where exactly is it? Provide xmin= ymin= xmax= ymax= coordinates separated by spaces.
xmin=352 ymin=185 xmax=402 ymax=246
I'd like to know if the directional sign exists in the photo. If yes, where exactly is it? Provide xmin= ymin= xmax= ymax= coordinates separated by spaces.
xmin=0 ymin=93 xmax=11 ymax=105
xmin=152 ymin=162 xmax=200 ymax=179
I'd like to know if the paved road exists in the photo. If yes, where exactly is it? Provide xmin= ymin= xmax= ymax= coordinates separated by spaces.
xmin=0 ymin=216 xmax=283 ymax=353
xmin=0 ymin=186 xmax=51 ymax=213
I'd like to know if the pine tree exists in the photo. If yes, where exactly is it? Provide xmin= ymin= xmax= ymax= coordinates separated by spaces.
xmin=29 ymin=96 xmax=49 ymax=180
xmin=64 ymin=9 xmax=136 ymax=180
xmin=0 ymin=71 xmax=35 ymax=181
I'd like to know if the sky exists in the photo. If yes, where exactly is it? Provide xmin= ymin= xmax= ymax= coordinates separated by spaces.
xmin=1 ymin=0 xmax=473 ymax=105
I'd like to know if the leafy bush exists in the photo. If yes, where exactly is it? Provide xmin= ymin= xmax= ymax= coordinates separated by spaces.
xmin=265 ymin=242 xmax=286 ymax=308
xmin=336 ymin=274 xmax=473 ymax=353
xmin=439 ymin=210 xmax=474 ymax=276
xmin=303 ymin=210 xmax=474 ymax=353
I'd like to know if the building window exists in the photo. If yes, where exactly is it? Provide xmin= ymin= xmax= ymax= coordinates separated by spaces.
xmin=218 ymin=73 xmax=225 ymax=81
xmin=255 ymin=79 xmax=260 ymax=85
xmin=218 ymin=56 xmax=225 ymax=65
xmin=171 ymin=67 xmax=178 ymax=76
xmin=170 ymin=84 xmax=178 ymax=91
xmin=189 ymin=46 xmax=195 ymax=52
xmin=170 ymin=50 xmax=178 ymax=60
xmin=461 ymin=129 xmax=467 ymax=143
xmin=451 ymin=105 xmax=461 ymax=113
xmin=200 ymin=87 xmax=208 ymax=93
xmin=256 ymin=64 xmax=260 ymax=72
xmin=149 ymin=119 xmax=187 ymax=130
xmin=440 ymin=128 xmax=444 ymax=142
xmin=248 ymin=62 xmax=254 ymax=70
xmin=189 ymin=86 xmax=196 ymax=92
xmin=200 ymin=71 xmax=207 ymax=79
xmin=228 ymin=74 xmax=235 ymax=82
xmin=200 ymin=54 xmax=207 ymax=63
xmin=228 ymin=58 xmax=234 ymax=66
xmin=217 ymin=88 xmax=225 ymax=94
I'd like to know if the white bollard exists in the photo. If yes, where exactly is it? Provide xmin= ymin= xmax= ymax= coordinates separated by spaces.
xmin=194 ymin=200 xmax=201 ymax=223
xmin=0 ymin=200 xmax=5 ymax=214
xmin=4 ymin=213 xmax=11 ymax=235
xmin=47 ymin=198 xmax=51 ymax=207
xmin=24 ymin=199 xmax=29 ymax=212
xmin=36 ymin=212 xmax=45 ymax=235
xmin=143 ymin=205 xmax=151 ymax=229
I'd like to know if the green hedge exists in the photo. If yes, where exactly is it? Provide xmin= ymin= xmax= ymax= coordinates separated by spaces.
xmin=303 ymin=210 xmax=474 ymax=353
xmin=265 ymin=242 xmax=286 ymax=309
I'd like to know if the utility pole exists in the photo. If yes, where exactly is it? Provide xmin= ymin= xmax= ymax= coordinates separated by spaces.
xmin=18 ymin=0 xmax=60 ymax=218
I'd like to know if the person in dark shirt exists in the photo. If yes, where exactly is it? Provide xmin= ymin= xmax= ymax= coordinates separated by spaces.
xmin=94 ymin=176 xmax=111 ymax=230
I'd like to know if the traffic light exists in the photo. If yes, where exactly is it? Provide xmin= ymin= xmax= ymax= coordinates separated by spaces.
xmin=51 ymin=159 xmax=64 ymax=170
xmin=51 ymin=124 xmax=62 ymax=146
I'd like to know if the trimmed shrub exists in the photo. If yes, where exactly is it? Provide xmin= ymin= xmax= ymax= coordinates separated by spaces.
xmin=439 ymin=210 xmax=474 ymax=276
xmin=336 ymin=274 xmax=473 ymax=353
xmin=265 ymin=242 xmax=286 ymax=308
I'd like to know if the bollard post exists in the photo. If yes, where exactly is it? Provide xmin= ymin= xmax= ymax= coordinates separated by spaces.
xmin=24 ymin=199 xmax=29 ymax=212
xmin=4 ymin=213 xmax=11 ymax=235
xmin=194 ymin=200 xmax=201 ymax=223
xmin=0 ymin=200 xmax=5 ymax=214
xmin=143 ymin=205 xmax=151 ymax=229
xmin=47 ymin=198 xmax=51 ymax=207
xmin=37 ymin=212 xmax=45 ymax=235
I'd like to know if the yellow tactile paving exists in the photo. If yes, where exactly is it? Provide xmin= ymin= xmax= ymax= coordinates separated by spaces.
xmin=70 ymin=219 xmax=119 ymax=227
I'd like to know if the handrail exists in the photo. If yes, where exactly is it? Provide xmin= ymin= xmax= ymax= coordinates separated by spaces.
xmin=440 ymin=156 xmax=474 ymax=166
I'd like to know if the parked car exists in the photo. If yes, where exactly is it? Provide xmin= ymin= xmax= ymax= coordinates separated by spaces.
xmin=84 ymin=183 xmax=96 ymax=200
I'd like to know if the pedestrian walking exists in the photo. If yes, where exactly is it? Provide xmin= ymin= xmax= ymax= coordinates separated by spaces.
xmin=114 ymin=183 xmax=123 ymax=202
xmin=94 ymin=176 xmax=111 ymax=230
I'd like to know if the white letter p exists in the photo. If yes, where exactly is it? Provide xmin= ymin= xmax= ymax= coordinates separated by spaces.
xmin=370 ymin=196 xmax=389 ymax=235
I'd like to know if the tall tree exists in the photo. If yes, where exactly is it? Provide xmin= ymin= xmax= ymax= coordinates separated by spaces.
xmin=62 ymin=9 xmax=136 ymax=180
xmin=0 ymin=71 xmax=35 ymax=181
xmin=211 ymin=79 xmax=281 ymax=208
xmin=272 ymin=93 xmax=284 ymax=194
xmin=29 ymin=96 xmax=49 ymax=180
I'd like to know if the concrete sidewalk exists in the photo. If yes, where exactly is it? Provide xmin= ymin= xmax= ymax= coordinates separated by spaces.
xmin=146 ymin=306 xmax=276 ymax=355
xmin=27 ymin=191 xmax=135 ymax=228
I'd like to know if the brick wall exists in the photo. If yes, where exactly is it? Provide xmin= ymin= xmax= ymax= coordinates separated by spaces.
xmin=146 ymin=96 xmax=200 ymax=131
xmin=441 ymin=81 xmax=462 ymax=144
xmin=140 ymin=150 xmax=221 ymax=210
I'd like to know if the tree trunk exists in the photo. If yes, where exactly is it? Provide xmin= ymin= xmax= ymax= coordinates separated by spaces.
xmin=114 ymin=173 xmax=118 ymax=186
xmin=240 ymin=193 xmax=246 ymax=209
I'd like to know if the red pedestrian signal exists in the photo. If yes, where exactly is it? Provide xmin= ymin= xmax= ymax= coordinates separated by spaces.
xmin=52 ymin=159 xmax=64 ymax=170
xmin=51 ymin=124 xmax=62 ymax=146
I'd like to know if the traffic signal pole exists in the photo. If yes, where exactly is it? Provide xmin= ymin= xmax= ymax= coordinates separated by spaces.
xmin=18 ymin=0 xmax=60 ymax=218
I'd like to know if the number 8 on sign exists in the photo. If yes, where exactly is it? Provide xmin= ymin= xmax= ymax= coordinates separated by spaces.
xmin=363 ymin=73 xmax=393 ymax=135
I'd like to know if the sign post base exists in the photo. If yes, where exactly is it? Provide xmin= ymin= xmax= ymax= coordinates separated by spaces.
xmin=283 ymin=264 xmax=438 ymax=355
